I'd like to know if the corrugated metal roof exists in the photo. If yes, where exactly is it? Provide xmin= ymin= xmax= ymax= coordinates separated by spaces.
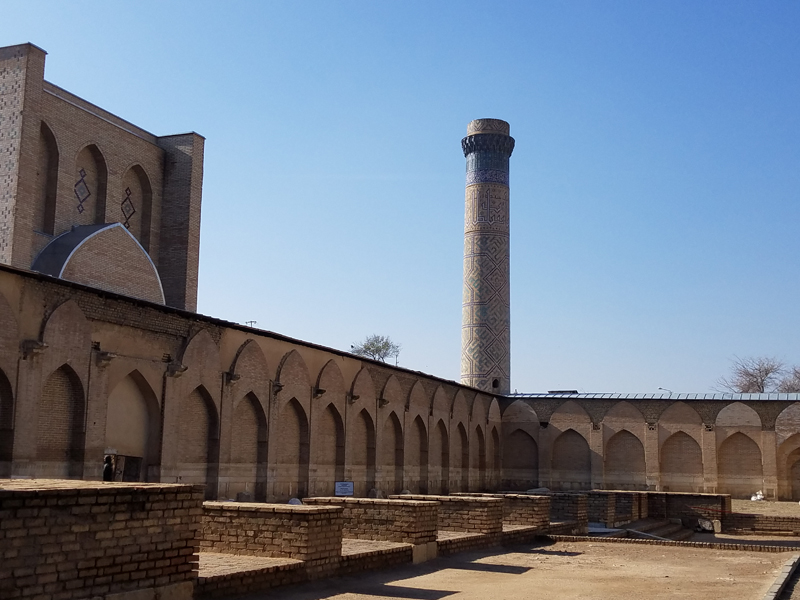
xmin=506 ymin=392 xmax=800 ymax=402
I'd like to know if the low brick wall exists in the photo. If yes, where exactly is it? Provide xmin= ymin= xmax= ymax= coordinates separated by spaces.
xmin=0 ymin=479 xmax=202 ymax=600
xmin=647 ymin=492 xmax=731 ymax=524
xmin=303 ymin=497 xmax=438 ymax=544
xmin=389 ymin=495 xmax=503 ymax=534
xmin=549 ymin=492 xmax=587 ymax=521
xmin=587 ymin=491 xmax=618 ymax=526
xmin=338 ymin=544 xmax=414 ymax=576
xmin=195 ymin=559 xmax=305 ymax=600
xmin=723 ymin=513 xmax=800 ymax=535
xmin=199 ymin=502 xmax=343 ymax=563
xmin=451 ymin=492 xmax=550 ymax=528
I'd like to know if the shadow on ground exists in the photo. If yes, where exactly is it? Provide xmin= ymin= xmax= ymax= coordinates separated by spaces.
xmin=237 ymin=542 xmax=569 ymax=600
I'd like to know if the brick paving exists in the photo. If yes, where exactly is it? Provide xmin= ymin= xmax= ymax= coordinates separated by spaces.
xmin=199 ymin=553 xmax=301 ymax=577
xmin=340 ymin=538 xmax=410 ymax=556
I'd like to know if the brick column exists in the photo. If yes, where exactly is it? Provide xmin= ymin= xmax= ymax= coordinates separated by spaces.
xmin=702 ymin=425 xmax=718 ymax=493
xmin=761 ymin=429 xmax=778 ymax=499
xmin=590 ymin=425 xmax=604 ymax=489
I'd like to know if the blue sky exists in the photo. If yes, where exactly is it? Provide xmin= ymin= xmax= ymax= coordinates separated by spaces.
xmin=4 ymin=2 xmax=799 ymax=392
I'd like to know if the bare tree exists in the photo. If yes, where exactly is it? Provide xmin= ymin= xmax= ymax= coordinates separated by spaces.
xmin=351 ymin=334 xmax=401 ymax=363
xmin=778 ymin=366 xmax=800 ymax=393
xmin=717 ymin=356 xmax=785 ymax=393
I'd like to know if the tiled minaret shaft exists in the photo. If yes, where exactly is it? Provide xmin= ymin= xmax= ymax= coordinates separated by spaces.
xmin=461 ymin=119 xmax=515 ymax=395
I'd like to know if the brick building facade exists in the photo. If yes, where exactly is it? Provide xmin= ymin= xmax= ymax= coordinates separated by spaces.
xmin=0 ymin=43 xmax=203 ymax=311
xmin=1 ymin=43 xmax=799 ymax=502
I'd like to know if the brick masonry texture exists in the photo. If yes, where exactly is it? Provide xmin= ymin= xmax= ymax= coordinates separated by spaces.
xmin=450 ymin=492 xmax=551 ymax=528
xmin=0 ymin=479 xmax=203 ymax=600
xmin=390 ymin=494 xmax=503 ymax=534
xmin=303 ymin=497 xmax=438 ymax=544
xmin=199 ymin=502 xmax=343 ymax=561
xmin=0 ymin=43 xmax=202 ymax=311
xmin=2 ymin=264 xmax=800 ymax=502
xmin=723 ymin=513 xmax=800 ymax=534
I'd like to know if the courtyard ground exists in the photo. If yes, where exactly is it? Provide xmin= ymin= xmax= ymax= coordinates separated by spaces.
xmin=236 ymin=540 xmax=792 ymax=600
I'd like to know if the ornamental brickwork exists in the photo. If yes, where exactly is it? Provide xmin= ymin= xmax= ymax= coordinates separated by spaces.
xmin=461 ymin=119 xmax=515 ymax=395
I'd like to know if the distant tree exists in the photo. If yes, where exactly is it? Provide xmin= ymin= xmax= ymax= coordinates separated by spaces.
xmin=778 ymin=366 xmax=800 ymax=393
xmin=351 ymin=335 xmax=401 ymax=363
xmin=717 ymin=356 xmax=787 ymax=393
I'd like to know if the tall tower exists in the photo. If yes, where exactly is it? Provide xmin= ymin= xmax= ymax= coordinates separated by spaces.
xmin=461 ymin=119 xmax=515 ymax=394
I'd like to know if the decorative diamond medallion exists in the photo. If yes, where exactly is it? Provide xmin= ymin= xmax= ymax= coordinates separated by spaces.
xmin=74 ymin=169 xmax=91 ymax=214
xmin=120 ymin=188 xmax=136 ymax=229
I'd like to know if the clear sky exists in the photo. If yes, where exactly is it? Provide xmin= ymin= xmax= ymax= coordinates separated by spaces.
xmin=4 ymin=2 xmax=799 ymax=393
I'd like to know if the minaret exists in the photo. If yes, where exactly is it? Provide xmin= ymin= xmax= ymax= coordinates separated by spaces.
xmin=461 ymin=119 xmax=515 ymax=395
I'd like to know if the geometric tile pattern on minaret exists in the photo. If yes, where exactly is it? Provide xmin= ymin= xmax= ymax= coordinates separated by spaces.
xmin=461 ymin=119 xmax=515 ymax=395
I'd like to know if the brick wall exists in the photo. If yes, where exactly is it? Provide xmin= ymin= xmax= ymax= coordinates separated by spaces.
xmin=303 ymin=497 xmax=438 ymax=544
xmin=390 ymin=495 xmax=503 ymax=534
xmin=587 ymin=491 xmax=617 ymax=526
xmin=0 ymin=479 xmax=202 ymax=600
xmin=723 ymin=513 xmax=800 ymax=534
xmin=199 ymin=502 xmax=343 ymax=562
xmin=665 ymin=492 xmax=731 ymax=522
xmin=59 ymin=224 xmax=165 ymax=304
xmin=451 ymin=492 xmax=550 ymax=528
xmin=545 ymin=492 xmax=588 ymax=528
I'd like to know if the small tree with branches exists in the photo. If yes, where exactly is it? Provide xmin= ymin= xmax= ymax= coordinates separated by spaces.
xmin=351 ymin=334 xmax=401 ymax=363
xmin=717 ymin=356 xmax=789 ymax=393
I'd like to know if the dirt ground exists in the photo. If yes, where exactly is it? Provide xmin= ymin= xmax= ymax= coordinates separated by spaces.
xmin=732 ymin=499 xmax=800 ymax=517
xmin=240 ymin=541 xmax=793 ymax=600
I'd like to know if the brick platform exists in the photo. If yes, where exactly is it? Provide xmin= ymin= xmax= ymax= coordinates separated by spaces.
xmin=0 ymin=479 xmax=202 ymax=600
xmin=303 ymin=497 xmax=438 ymax=544
xmin=390 ymin=494 xmax=503 ymax=534
xmin=199 ymin=502 xmax=343 ymax=561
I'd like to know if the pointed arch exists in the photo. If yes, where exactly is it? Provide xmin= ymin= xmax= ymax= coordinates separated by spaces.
xmin=407 ymin=380 xmax=429 ymax=420
xmin=380 ymin=374 xmax=404 ymax=414
xmin=120 ymin=164 xmax=153 ymax=250
xmin=471 ymin=395 xmax=490 ymax=425
xmin=659 ymin=401 xmax=703 ymax=425
xmin=347 ymin=368 xmax=376 ymax=496
xmin=75 ymin=144 xmax=108 ymax=226
xmin=230 ymin=392 xmax=268 ymax=501
xmin=488 ymin=398 xmax=502 ymax=423
xmin=430 ymin=418 xmax=449 ymax=494
xmin=660 ymin=431 xmax=703 ymax=492
xmin=502 ymin=399 xmax=539 ymax=441
xmin=604 ymin=430 xmax=646 ymax=490
xmin=503 ymin=429 xmax=538 ymax=491
xmin=604 ymin=401 xmax=645 ymax=424
xmin=179 ymin=329 xmax=222 ymax=415
xmin=455 ymin=422 xmax=469 ymax=492
xmin=350 ymin=408 xmax=376 ymax=496
xmin=311 ymin=402 xmax=345 ymax=496
xmin=718 ymin=432 xmax=763 ymax=498
xmin=37 ymin=364 xmax=85 ymax=478
xmin=179 ymin=385 xmax=219 ymax=498
xmin=42 ymin=300 xmax=91 ymax=392
xmin=551 ymin=429 xmax=590 ymax=490
xmin=404 ymin=415 xmax=429 ymax=493
xmin=432 ymin=385 xmax=451 ymax=417
xmin=229 ymin=339 xmax=271 ymax=411
xmin=776 ymin=403 xmax=800 ymax=445
xmin=36 ymin=121 xmax=59 ymax=235
xmin=105 ymin=370 xmax=161 ymax=481
xmin=379 ymin=411 xmax=404 ymax=494
xmin=276 ymin=397 xmax=310 ymax=499
xmin=550 ymin=400 xmax=591 ymax=429
xmin=716 ymin=402 xmax=762 ymax=428
xmin=471 ymin=423 xmax=486 ymax=490
xmin=275 ymin=349 xmax=311 ymax=416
